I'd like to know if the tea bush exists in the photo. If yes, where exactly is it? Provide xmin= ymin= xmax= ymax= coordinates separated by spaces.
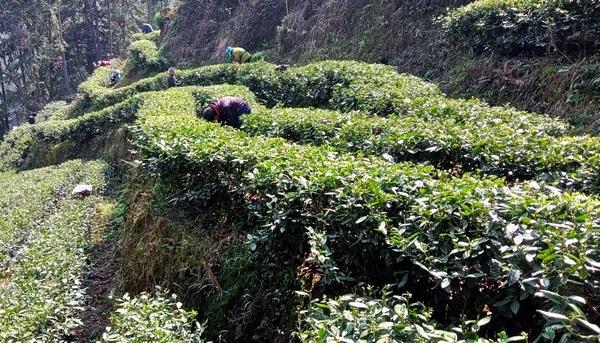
xmin=79 ymin=66 xmax=113 ymax=99
xmin=71 ymin=60 xmax=600 ymax=195
xmin=441 ymin=0 xmax=600 ymax=55
xmin=299 ymin=293 xmax=434 ymax=343
xmin=0 ymin=160 xmax=99 ymax=261
xmin=0 ymin=85 xmax=255 ymax=172
xmin=4 ymin=51 xmax=600 ymax=341
xmin=131 ymin=95 xmax=600 ymax=340
xmin=102 ymin=291 xmax=205 ymax=342
xmin=35 ymin=101 xmax=71 ymax=123
xmin=67 ymin=61 xmax=600 ymax=193
xmin=0 ymin=98 xmax=142 ymax=171
xmin=125 ymin=39 xmax=167 ymax=75
xmin=131 ymin=30 xmax=161 ymax=43
xmin=74 ymin=61 xmax=441 ymax=115
xmin=298 ymin=292 xmax=521 ymax=342
xmin=243 ymin=106 xmax=600 ymax=186
xmin=0 ymin=160 xmax=108 ymax=341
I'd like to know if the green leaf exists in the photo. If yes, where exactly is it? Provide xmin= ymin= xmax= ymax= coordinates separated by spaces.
xmin=510 ymin=300 xmax=520 ymax=314
xmin=537 ymin=310 xmax=569 ymax=322
xmin=576 ymin=319 xmax=600 ymax=334
xmin=355 ymin=216 xmax=368 ymax=224
xmin=349 ymin=301 xmax=368 ymax=309
xmin=477 ymin=316 xmax=492 ymax=327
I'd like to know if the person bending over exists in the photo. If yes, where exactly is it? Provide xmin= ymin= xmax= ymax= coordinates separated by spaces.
xmin=225 ymin=47 xmax=251 ymax=64
xmin=201 ymin=96 xmax=251 ymax=128
xmin=141 ymin=23 xmax=154 ymax=33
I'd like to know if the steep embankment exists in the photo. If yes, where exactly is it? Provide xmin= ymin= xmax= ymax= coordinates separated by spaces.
xmin=160 ymin=0 xmax=599 ymax=134
xmin=161 ymin=0 xmax=468 ymax=71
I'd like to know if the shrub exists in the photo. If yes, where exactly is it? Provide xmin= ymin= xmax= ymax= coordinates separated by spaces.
xmin=131 ymin=30 xmax=161 ymax=43
xmin=299 ymin=293 xmax=433 ymax=342
xmin=441 ymin=0 xmax=600 ymax=55
xmin=0 ymin=160 xmax=99 ymax=255
xmin=0 ymin=19 xmax=596 ymax=341
xmin=78 ymin=66 xmax=113 ymax=100
xmin=0 ymin=160 xmax=108 ymax=340
xmin=0 ymin=85 xmax=258 ymax=172
xmin=125 ymin=39 xmax=167 ymax=75
xmin=0 ymin=97 xmax=143 ymax=171
xmin=102 ymin=291 xmax=205 ymax=342
xmin=10 ymin=53 xmax=599 ymax=341
xmin=249 ymin=51 xmax=265 ymax=62
xmin=235 ymin=61 xmax=442 ymax=113
xmin=299 ymin=292 xmax=520 ymax=342
xmin=132 ymin=96 xmax=600 ymax=339
xmin=75 ymin=61 xmax=441 ymax=115
xmin=242 ymin=105 xmax=595 ymax=183
xmin=35 ymin=101 xmax=71 ymax=123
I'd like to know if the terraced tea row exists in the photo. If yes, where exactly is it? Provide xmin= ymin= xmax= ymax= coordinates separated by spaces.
xmin=0 ymin=161 xmax=103 ymax=264
xmin=5 ymin=85 xmax=599 ymax=196
xmin=77 ymin=61 xmax=440 ymax=115
xmin=3 ymin=58 xmax=599 ymax=340
xmin=243 ymin=107 xmax=598 ymax=186
xmin=0 ymin=160 xmax=108 ymax=341
xmin=441 ymin=0 xmax=600 ymax=55
xmin=132 ymin=96 xmax=600 ymax=339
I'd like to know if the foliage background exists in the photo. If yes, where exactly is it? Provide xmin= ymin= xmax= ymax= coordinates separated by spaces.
xmin=0 ymin=0 xmax=174 ymax=137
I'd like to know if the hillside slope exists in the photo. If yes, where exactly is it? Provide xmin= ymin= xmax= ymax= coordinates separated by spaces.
xmin=2 ymin=58 xmax=599 ymax=341
xmin=160 ymin=0 xmax=599 ymax=134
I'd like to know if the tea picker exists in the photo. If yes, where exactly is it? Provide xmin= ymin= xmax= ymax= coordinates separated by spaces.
xmin=225 ymin=47 xmax=252 ymax=64
xmin=201 ymin=96 xmax=252 ymax=129
xmin=167 ymin=67 xmax=183 ymax=88
xmin=141 ymin=23 xmax=154 ymax=33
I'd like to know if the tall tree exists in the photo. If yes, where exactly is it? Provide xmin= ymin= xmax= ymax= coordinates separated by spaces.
xmin=0 ymin=0 xmax=167 ymax=138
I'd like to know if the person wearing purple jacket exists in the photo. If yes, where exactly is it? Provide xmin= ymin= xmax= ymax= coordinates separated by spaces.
xmin=201 ymin=96 xmax=252 ymax=129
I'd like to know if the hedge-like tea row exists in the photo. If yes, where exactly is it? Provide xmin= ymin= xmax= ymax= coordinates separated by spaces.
xmin=126 ymin=39 xmax=167 ymax=74
xmin=0 ymin=98 xmax=141 ymax=172
xmin=243 ymin=106 xmax=600 ymax=190
xmin=299 ymin=293 xmax=498 ymax=342
xmin=441 ymin=0 xmax=600 ymax=55
xmin=70 ymin=60 xmax=600 ymax=192
xmin=76 ymin=61 xmax=442 ymax=116
xmin=0 ymin=85 xmax=258 ymax=172
xmin=35 ymin=101 xmax=72 ymax=123
xmin=199 ymin=84 xmax=600 ymax=193
xmin=0 ymin=160 xmax=99 ymax=263
xmin=0 ymin=160 xmax=107 ymax=341
xmin=78 ymin=66 xmax=114 ymax=100
xmin=131 ymin=30 xmax=161 ymax=43
xmin=132 ymin=95 xmax=600 ymax=339
xmin=102 ymin=292 xmax=205 ymax=342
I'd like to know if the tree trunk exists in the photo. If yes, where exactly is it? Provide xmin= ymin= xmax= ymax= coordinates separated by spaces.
xmin=0 ymin=58 xmax=9 ymax=137
xmin=57 ymin=6 xmax=72 ymax=94
xmin=107 ymin=0 xmax=113 ymax=56
xmin=18 ymin=49 xmax=27 ymax=90
xmin=147 ymin=0 xmax=153 ymax=23
xmin=121 ymin=0 xmax=127 ymax=55
xmin=85 ymin=0 xmax=100 ymax=60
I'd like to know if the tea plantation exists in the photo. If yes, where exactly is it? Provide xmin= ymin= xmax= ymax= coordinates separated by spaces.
xmin=0 ymin=59 xmax=599 ymax=342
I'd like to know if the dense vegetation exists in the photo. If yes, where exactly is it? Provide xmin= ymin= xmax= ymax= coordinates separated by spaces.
xmin=3 ymin=51 xmax=598 ymax=341
xmin=0 ymin=160 xmax=107 ymax=340
xmin=125 ymin=36 xmax=167 ymax=75
xmin=102 ymin=291 xmax=205 ymax=342
xmin=158 ymin=0 xmax=600 ymax=138
xmin=1 ymin=0 xmax=598 ymax=341
xmin=441 ymin=0 xmax=600 ymax=55
xmin=0 ymin=0 xmax=173 ymax=137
